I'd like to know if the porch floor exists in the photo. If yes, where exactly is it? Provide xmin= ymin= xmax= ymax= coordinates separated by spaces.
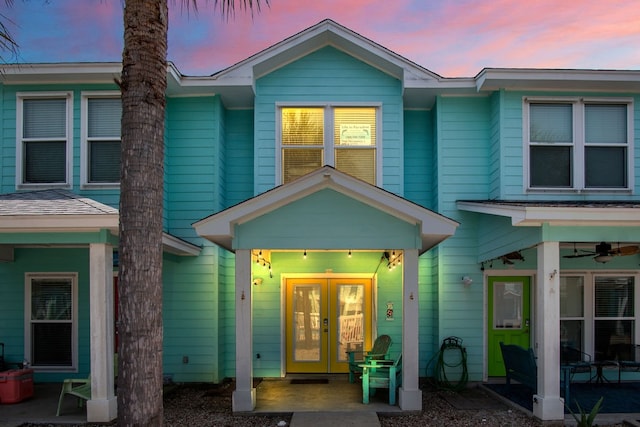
xmin=254 ymin=374 xmax=402 ymax=413
xmin=0 ymin=375 xmax=399 ymax=426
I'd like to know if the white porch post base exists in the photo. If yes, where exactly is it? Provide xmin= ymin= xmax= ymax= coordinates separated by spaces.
xmin=398 ymin=387 xmax=422 ymax=410
xmin=87 ymin=397 xmax=117 ymax=423
xmin=532 ymin=394 xmax=564 ymax=421
xmin=232 ymin=388 xmax=256 ymax=412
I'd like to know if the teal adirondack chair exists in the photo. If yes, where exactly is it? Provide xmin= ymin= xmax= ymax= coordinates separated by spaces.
xmin=346 ymin=334 xmax=392 ymax=383
xmin=361 ymin=353 xmax=402 ymax=405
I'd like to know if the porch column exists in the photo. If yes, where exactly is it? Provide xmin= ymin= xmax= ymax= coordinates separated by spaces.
xmin=399 ymin=248 xmax=422 ymax=410
xmin=232 ymin=249 xmax=256 ymax=411
xmin=532 ymin=241 xmax=563 ymax=421
xmin=87 ymin=243 xmax=117 ymax=422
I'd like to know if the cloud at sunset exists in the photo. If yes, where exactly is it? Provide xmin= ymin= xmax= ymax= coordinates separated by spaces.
xmin=3 ymin=0 xmax=639 ymax=77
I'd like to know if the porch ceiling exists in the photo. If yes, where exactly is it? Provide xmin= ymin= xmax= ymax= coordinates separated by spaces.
xmin=194 ymin=166 xmax=459 ymax=254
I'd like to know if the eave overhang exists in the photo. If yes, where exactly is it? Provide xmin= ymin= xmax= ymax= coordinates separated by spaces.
xmin=457 ymin=200 xmax=640 ymax=227
xmin=195 ymin=166 xmax=459 ymax=254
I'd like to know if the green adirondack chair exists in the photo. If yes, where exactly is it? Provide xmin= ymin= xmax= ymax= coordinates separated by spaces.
xmin=361 ymin=353 xmax=402 ymax=405
xmin=346 ymin=334 xmax=392 ymax=383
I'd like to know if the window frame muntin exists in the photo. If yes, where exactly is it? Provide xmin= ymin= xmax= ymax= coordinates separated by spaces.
xmin=523 ymin=96 xmax=634 ymax=193
xmin=24 ymin=272 xmax=79 ymax=372
xmin=16 ymin=91 xmax=74 ymax=189
xmin=80 ymin=91 xmax=122 ymax=188
xmin=275 ymin=102 xmax=382 ymax=186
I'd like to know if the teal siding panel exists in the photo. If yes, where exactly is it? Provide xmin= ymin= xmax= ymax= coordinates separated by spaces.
xmin=254 ymin=46 xmax=403 ymax=196
xmin=224 ymin=109 xmax=254 ymax=208
xmin=403 ymin=110 xmax=434 ymax=208
xmin=163 ymin=246 xmax=220 ymax=383
xmin=435 ymin=96 xmax=492 ymax=381
xmin=166 ymin=96 xmax=222 ymax=244
xmin=235 ymin=189 xmax=420 ymax=250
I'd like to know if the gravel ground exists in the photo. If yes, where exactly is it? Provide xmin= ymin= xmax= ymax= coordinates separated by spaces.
xmin=23 ymin=379 xmax=626 ymax=427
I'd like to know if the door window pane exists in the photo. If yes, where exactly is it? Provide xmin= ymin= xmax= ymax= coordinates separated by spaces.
xmin=337 ymin=284 xmax=364 ymax=362
xmin=493 ymin=282 xmax=523 ymax=329
xmin=292 ymin=284 xmax=321 ymax=362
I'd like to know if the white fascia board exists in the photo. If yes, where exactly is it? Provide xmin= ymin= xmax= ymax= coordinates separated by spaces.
xmin=476 ymin=68 xmax=640 ymax=93
xmin=1 ymin=63 xmax=122 ymax=85
xmin=0 ymin=214 xmax=119 ymax=232
xmin=162 ymin=233 xmax=201 ymax=256
xmin=457 ymin=201 xmax=640 ymax=226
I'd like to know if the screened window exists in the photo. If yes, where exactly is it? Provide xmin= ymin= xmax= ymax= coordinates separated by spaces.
xmin=594 ymin=276 xmax=634 ymax=361
xmin=525 ymin=99 xmax=631 ymax=191
xmin=18 ymin=94 xmax=72 ymax=187
xmin=82 ymin=93 xmax=121 ymax=185
xmin=560 ymin=276 xmax=585 ymax=351
xmin=559 ymin=274 xmax=637 ymax=363
xmin=280 ymin=106 xmax=378 ymax=184
xmin=26 ymin=274 xmax=77 ymax=370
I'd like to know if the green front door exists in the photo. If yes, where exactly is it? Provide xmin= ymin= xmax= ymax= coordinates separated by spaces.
xmin=487 ymin=276 xmax=531 ymax=376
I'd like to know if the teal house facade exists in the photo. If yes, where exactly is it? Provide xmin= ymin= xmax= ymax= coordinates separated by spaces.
xmin=1 ymin=20 xmax=640 ymax=422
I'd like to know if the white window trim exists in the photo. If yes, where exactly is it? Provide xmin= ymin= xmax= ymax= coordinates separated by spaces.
xmin=24 ymin=272 xmax=79 ymax=372
xmin=275 ymin=102 xmax=383 ymax=186
xmin=560 ymin=272 xmax=640 ymax=358
xmin=16 ymin=91 xmax=74 ymax=190
xmin=523 ymin=96 xmax=634 ymax=193
xmin=80 ymin=91 xmax=121 ymax=189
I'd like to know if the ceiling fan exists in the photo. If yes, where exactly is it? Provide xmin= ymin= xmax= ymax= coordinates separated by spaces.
xmin=563 ymin=242 xmax=640 ymax=263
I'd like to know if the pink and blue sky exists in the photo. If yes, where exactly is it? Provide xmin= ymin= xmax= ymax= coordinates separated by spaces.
xmin=3 ymin=0 xmax=639 ymax=77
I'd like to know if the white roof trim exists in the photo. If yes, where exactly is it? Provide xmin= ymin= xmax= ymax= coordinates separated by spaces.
xmin=194 ymin=166 xmax=459 ymax=253
xmin=0 ymin=214 xmax=119 ymax=233
xmin=162 ymin=233 xmax=201 ymax=256
xmin=457 ymin=201 xmax=640 ymax=227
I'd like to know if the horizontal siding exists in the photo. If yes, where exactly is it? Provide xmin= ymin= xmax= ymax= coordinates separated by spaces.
xmin=165 ymin=96 xmax=220 ymax=243
xmin=435 ymin=95 xmax=491 ymax=381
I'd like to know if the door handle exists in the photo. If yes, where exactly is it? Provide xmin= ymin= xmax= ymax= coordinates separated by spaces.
xmin=323 ymin=318 xmax=328 ymax=332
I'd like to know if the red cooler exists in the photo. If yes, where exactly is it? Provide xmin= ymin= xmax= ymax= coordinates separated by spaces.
xmin=0 ymin=368 xmax=34 ymax=403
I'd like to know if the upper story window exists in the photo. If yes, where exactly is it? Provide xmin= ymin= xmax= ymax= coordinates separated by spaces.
xmin=278 ymin=105 xmax=379 ymax=185
xmin=524 ymin=98 xmax=633 ymax=192
xmin=81 ymin=92 xmax=122 ymax=187
xmin=17 ymin=92 xmax=73 ymax=188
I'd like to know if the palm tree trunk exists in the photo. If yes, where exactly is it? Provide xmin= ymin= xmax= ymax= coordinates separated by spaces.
xmin=119 ymin=0 xmax=167 ymax=425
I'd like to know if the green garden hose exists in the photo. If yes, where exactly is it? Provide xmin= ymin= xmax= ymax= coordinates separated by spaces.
xmin=432 ymin=336 xmax=469 ymax=391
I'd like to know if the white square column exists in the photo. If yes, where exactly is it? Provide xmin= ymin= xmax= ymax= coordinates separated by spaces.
xmin=532 ymin=241 xmax=564 ymax=421
xmin=399 ymin=249 xmax=422 ymax=410
xmin=232 ymin=249 xmax=256 ymax=411
xmin=87 ymin=243 xmax=117 ymax=423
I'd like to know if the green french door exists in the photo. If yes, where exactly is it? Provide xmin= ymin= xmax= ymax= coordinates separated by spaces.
xmin=487 ymin=276 xmax=531 ymax=376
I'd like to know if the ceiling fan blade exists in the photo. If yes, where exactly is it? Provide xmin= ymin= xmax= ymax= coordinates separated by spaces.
xmin=563 ymin=252 xmax=596 ymax=259
xmin=610 ymin=245 xmax=640 ymax=256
